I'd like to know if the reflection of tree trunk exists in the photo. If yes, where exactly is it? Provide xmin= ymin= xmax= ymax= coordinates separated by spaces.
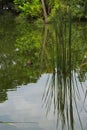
xmin=41 ymin=0 xmax=48 ymax=23
xmin=40 ymin=25 xmax=48 ymax=74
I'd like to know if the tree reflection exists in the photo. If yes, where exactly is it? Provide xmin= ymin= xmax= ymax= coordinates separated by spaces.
xmin=0 ymin=13 xmax=42 ymax=103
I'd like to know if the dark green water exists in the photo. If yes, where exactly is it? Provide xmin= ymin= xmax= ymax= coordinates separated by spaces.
xmin=0 ymin=12 xmax=87 ymax=130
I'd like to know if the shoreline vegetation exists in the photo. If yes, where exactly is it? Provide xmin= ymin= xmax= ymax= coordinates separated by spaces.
xmin=0 ymin=0 xmax=87 ymax=23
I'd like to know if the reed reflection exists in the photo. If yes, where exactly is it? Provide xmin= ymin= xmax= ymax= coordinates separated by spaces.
xmin=42 ymin=20 xmax=87 ymax=130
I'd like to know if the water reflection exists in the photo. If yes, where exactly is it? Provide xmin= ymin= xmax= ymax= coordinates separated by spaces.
xmin=0 ymin=12 xmax=87 ymax=130
xmin=42 ymin=22 xmax=87 ymax=130
xmin=0 ymin=12 xmax=42 ymax=103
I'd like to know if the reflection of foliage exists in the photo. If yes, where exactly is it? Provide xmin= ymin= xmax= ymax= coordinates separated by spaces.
xmin=71 ymin=23 xmax=87 ymax=81
xmin=0 ymin=12 xmax=87 ymax=108
xmin=0 ymin=13 xmax=43 ymax=103
xmin=16 ymin=24 xmax=41 ymax=54
xmin=40 ymin=22 xmax=87 ymax=82
xmin=15 ymin=21 xmax=43 ymax=78
xmin=0 ymin=13 xmax=16 ymax=102
xmin=42 ymin=20 xmax=87 ymax=130
xmin=0 ymin=91 xmax=7 ymax=103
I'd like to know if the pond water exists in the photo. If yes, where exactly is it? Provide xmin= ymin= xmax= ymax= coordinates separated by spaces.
xmin=0 ymin=12 xmax=87 ymax=130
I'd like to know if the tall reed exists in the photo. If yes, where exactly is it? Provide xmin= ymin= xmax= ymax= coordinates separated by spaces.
xmin=42 ymin=5 xmax=84 ymax=130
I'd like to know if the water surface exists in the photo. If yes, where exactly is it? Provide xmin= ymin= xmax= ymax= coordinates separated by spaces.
xmin=0 ymin=12 xmax=87 ymax=130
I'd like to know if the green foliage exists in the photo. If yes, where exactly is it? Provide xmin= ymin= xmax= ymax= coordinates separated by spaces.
xmin=14 ymin=0 xmax=41 ymax=18
xmin=1 ymin=0 xmax=87 ymax=20
xmin=71 ymin=0 xmax=87 ymax=19
xmin=50 ymin=0 xmax=87 ymax=20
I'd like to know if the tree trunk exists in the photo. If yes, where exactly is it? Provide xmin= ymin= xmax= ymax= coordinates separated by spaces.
xmin=41 ymin=0 xmax=48 ymax=23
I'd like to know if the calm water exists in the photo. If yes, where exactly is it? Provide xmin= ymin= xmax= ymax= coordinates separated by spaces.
xmin=0 ymin=12 xmax=87 ymax=130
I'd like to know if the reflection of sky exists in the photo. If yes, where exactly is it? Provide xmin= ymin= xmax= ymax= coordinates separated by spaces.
xmin=0 ymin=73 xmax=87 ymax=130
xmin=67 ymin=72 xmax=87 ymax=130
xmin=0 ymin=74 xmax=56 ymax=130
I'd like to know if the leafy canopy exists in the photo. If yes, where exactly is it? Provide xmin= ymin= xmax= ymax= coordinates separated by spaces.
xmin=14 ymin=0 xmax=41 ymax=17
